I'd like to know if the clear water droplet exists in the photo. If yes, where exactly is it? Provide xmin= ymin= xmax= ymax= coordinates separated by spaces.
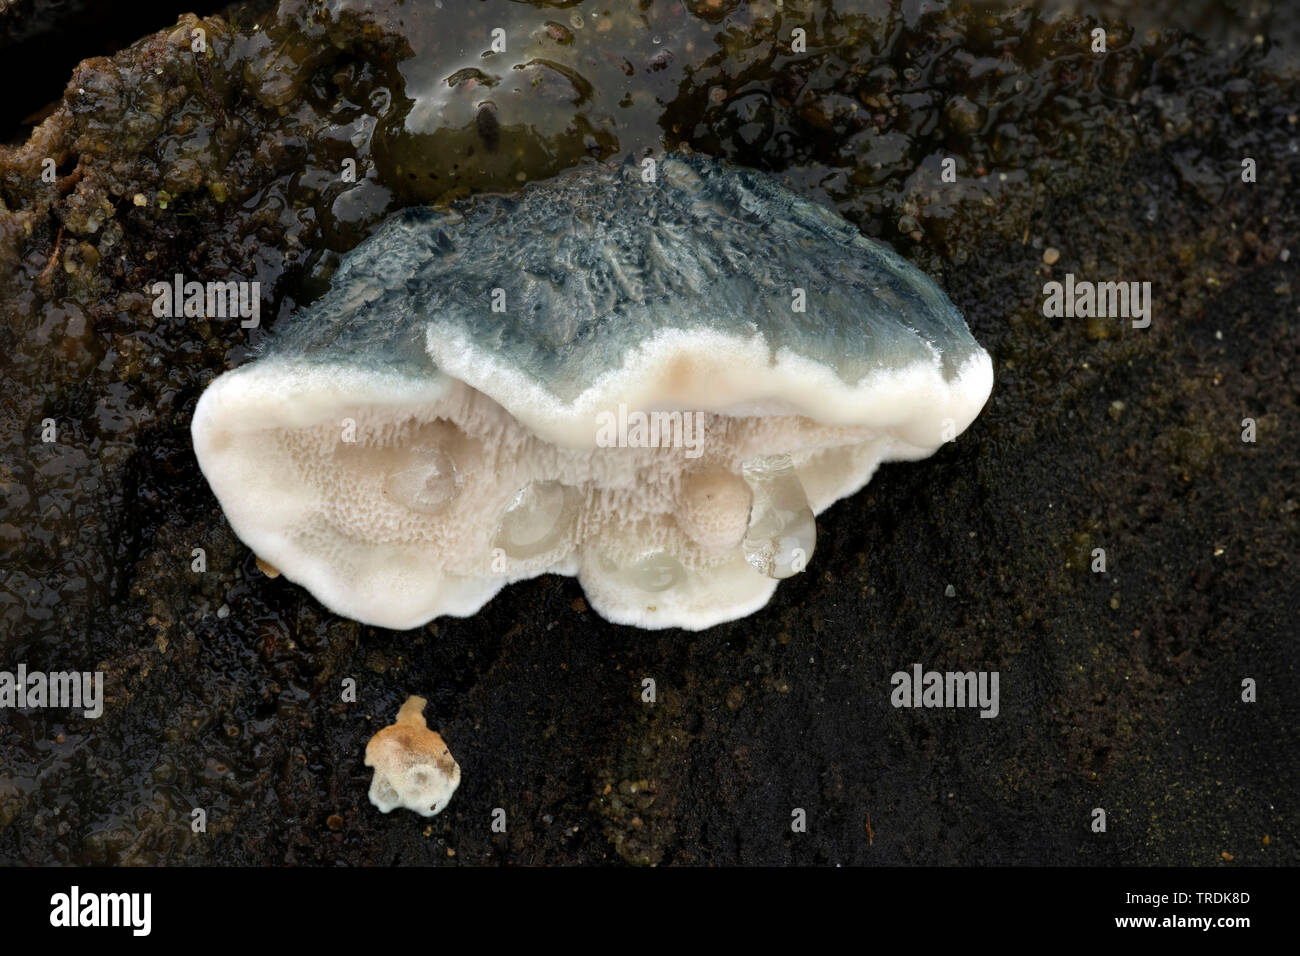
xmin=494 ymin=481 xmax=580 ymax=559
xmin=740 ymin=453 xmax=815 ymax=579
xmin=384 ymin=444 xmax=459 ymax=515
xmin=626 ymin=551 xmax=686 ymax=592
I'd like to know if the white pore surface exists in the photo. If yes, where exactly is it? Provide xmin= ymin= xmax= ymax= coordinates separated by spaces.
xmin=191 ymin=328 xmax=993 ymax=631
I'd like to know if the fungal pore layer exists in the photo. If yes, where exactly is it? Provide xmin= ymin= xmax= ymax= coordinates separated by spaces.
xmin=365 ymin=695 xmax=460 ymax=817
xmin=192 ymin=155 xmax=993 ymax=631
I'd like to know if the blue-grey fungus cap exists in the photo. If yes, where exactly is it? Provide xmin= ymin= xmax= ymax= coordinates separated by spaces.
xmin=192 ymin=154 xmax=992 ymax=630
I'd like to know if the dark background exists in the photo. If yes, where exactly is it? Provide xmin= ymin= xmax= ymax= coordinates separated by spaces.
xmin=0 ymin=0 xmax=1296 ymax=864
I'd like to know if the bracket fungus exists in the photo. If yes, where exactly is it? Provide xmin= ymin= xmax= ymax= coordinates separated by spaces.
xmin=365 ymin=696 xmax=461 ymax=817
xmin=191 ymin=153 xmax=993 ymax=630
